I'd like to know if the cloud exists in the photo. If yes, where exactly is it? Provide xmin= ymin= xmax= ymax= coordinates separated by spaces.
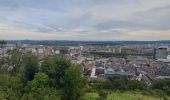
xmin=0 ymin=0 xmax=170 ymax=40
xmin=132 ymin=5 xmax=170 ymax=30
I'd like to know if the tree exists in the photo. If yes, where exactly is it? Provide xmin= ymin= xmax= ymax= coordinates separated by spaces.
xmin=0 ymin=40 xmax=7 ymax=64
xmin=9 ymin=49 xmax=23 ymax=75
xmin=9 ymin=51 xmax=39 ymax=86
xmin=0 ymin=71 xmax=22 ymax=100
xmin=8 ymin=51 xmax=39 ymax=87
xmin=23 ymin=73 xmax=60 ymax=100
xmin=151 ymin=80 xmax=170 ymax=96
xmin=27 ymin=72 xmax=49 ymax=90
xmin=110 ymin=78 xmax=128 ymax=91
xmin=41 ymin=56 xmax=71 ymax=88
xmin=127 ymin=80 xmax=144 ymax=90
xmin=0 ymin=40 xmax=7 ymax=47
xmin=22 ymin=54 xmax=39 ymax=82
xmin=61 ymin=65 xmax=85 ymax=100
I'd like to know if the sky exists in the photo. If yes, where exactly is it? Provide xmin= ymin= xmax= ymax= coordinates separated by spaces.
xmin=0 ymin=0 xmax=170 ymax=41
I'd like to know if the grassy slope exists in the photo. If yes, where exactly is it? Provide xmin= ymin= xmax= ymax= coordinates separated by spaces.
xmin=83 ymin=92 xmax=170 ymax=100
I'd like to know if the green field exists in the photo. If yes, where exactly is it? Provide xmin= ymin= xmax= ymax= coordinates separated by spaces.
xmin=82 ymin=92 xmax=170 ymax=100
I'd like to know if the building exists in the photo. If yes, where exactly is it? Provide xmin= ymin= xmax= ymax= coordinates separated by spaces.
xmin=155 ymin=76 xmax=170 ymax=80
xmin=153 ymin=48 xmax=157 ymax=60
xmin=55 ymin=50 xmax=60 ymax=54
xmin=156 ymin=47 xmax=168 ymax=59
xmin=0 ymin=48 xmax=2 ymax=54
xmin=95 ymin=67 xmax=105 ymax=75
xmin=38 ymin=48 xmax=44 ymax=54
xmin=104 ymin=68 xmax=128 ymax=79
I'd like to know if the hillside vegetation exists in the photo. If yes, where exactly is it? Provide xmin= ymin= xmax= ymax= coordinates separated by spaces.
xmin=83 ymin=92 xmax=170 ymax=100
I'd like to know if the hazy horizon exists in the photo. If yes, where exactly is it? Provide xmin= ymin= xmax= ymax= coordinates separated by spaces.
xmin=0 ymin=0 xmax=170 ymax=40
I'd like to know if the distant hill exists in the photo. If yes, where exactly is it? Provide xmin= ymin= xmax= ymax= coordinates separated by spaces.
xmin=7 ymin=40 xmax=170 ymax=46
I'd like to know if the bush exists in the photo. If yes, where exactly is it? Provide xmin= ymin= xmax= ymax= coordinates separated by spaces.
xmin=91 ymin=78 xmax=144 ymax=91
xmin=151 ymin=80 xmax=170 ymax=95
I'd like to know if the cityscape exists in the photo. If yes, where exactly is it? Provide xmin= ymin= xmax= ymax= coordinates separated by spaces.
xmin=1 ymin=41 xmax=170 ymax=83
xmin=0 ymin=0 xmax=170 ymax=100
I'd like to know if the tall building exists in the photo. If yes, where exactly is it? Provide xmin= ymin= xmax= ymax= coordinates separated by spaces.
xmin=156 ymin=47 xmax=168 ymax=59
xmin=153 ymin=48 xmax=157 ymax=60
xmin=16 ymin=41 xmax=22 ymax=47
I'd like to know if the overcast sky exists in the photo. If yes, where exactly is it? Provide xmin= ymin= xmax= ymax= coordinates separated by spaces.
xmin=0 ymin=0 xmax=170 ymax=40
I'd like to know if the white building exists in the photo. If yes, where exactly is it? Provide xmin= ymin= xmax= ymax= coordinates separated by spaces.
xmin=55 ymin=50 xmax=60 ymax=54
xmin=32 ymin=48 xmax=37 ymax=53
xmin=38 ymin=48 xmax=44 ymax=54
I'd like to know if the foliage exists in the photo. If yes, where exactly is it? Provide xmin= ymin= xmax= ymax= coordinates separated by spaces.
xmin=91 ymin=78 xmax=144 ymax=91
xmin=98 ymin=90 xmax=108 ymax=100
xmin=83 ymin=92 xmax=170 ymax=100
xmin=27 ymin=72 xmax=49 ymax=90
xmin=9 ymin=49 xmax=23 ymax=75
xmin=106 ymin=91 xmax=168 ymax=100
xmin=90 ymin=52 xmax=153 ymax=58
xmin=22 ymin=54 xmax=39 ymax=84
xmin=8 ymin=51 xmax=39 ymax=87
xmin=0 ymin=40 xmax=7 ymax=47
xmin=41 ymin=56 xmax=71 ymax=88
xmin=23 ymin=72 xmax=60 ymax=100
xmin=61 ymin=64 xmax=86 ymax=100
xmin=82 ymin=93 xmax=99 ymax=100
xmin=151 ymin=80 xmax=170 ymax=96
xmin=0 ymin=72 xmax=22 ymax=100
xmin=22 ymin=87 xmax=61 ymax=100
xmin=127 ymin=80 xmax=144 ymax=90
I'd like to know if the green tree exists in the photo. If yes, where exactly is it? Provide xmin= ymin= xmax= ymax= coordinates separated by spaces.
xmin=27 ymin=72 xmax=49 ymax=90
xmin=0 ymin=72 xmax=22 ymax=100
xmin=0 ymin=40 xmax=7 ymax=64
xmin=23 ymin=73 xmax=60 ymax=100
xmin=0 ymin=40 xmax=7 ymax=47
xmin=9 ymin=49 xmax=23 ymax=75
xmin=110 ymin=78 xmax=128 ymax=91
xmin=152 ymin=80 xmax=170 ymax=95
xmin=9 ymin=51 xmax=39 ymax=86
xmin=61 ymin=65 xmax=85 ymax=100
xmin=152 ymin=80 xmax=169 ymax=90
xmin=22 ymin=54 xmax=39 ymax=83
xmin=127 ymin=80 xmax=144 ymax=90
xmin=41 ymin=56 xmax=71 ymax=88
